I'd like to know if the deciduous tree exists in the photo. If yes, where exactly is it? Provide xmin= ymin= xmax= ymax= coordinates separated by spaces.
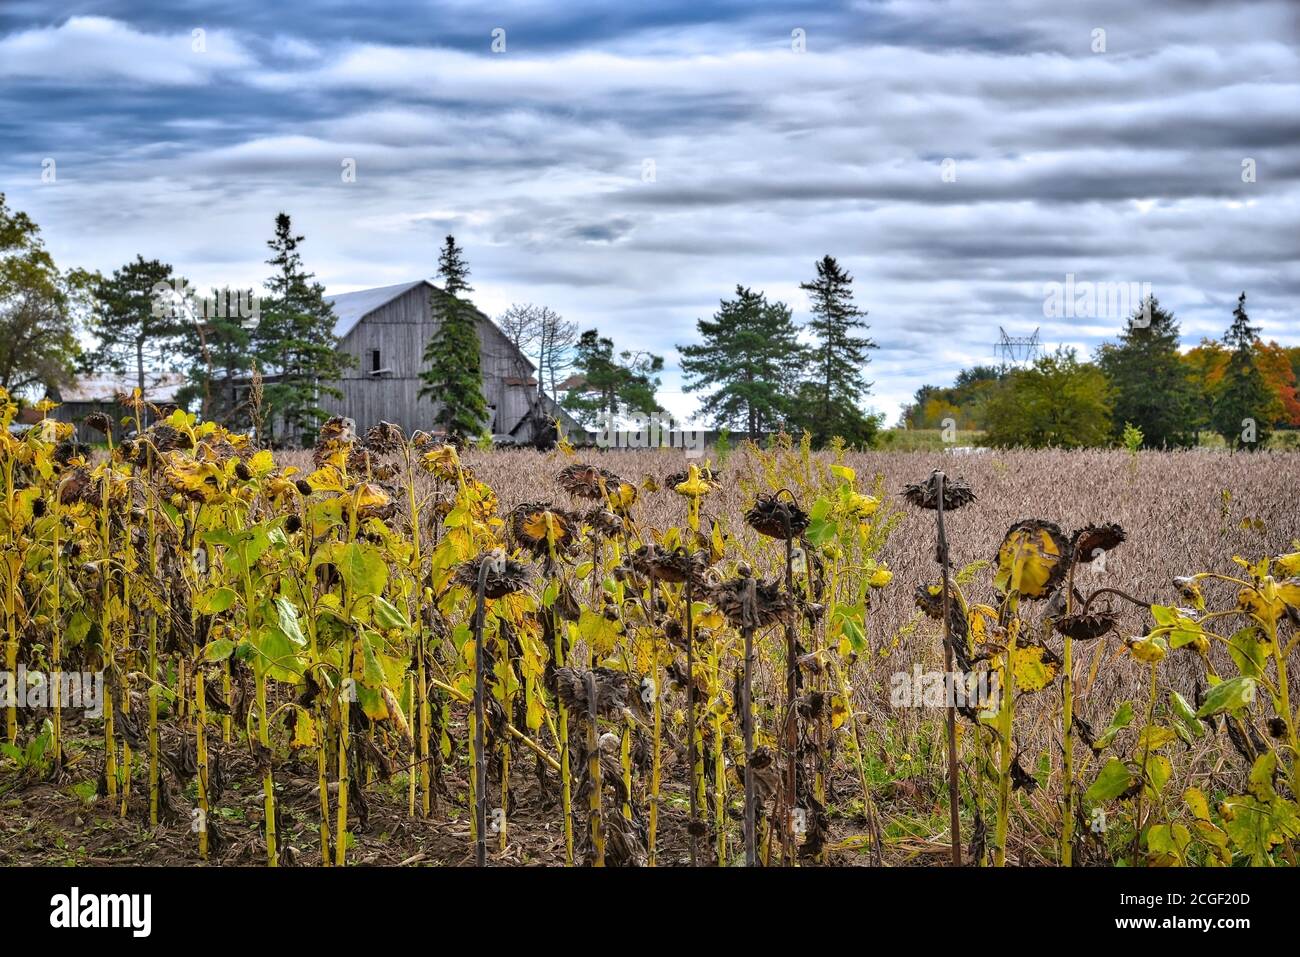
xmin=983 ymin=348 xmax=1112 ymax=448
xmin=0 ymin=194 xmax=89 ymax=399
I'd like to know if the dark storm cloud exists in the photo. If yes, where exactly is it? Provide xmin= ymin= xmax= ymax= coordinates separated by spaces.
xmin=0 ymin=1 xmax=1297 ymax=421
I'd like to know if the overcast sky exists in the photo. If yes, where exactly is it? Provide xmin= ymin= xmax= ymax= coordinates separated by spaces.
xmin=2 ymin=1 xmax=1297 ymax=424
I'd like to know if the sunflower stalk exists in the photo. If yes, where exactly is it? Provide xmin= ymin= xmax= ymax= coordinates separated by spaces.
xmin=934 ymin=473 xmax=963 ymax=866
xmin=647 ymin=578 xmax=662 ymax=865
xmin=685 ymin=572 xmax=701 ymax=865
xmin=741 ymin=576 xmax=758 ymax=866
xmin=195 ymin=667 xmax=210 ymax=860
xmin=471 ymin=555 xmax=493 ymax=866
xmin=781 ymin=516 xmax=798 ymax=864
xmin=585 ymin=671 xmax=605 ymax=866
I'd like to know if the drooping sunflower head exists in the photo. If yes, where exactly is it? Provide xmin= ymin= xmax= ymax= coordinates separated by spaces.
xmin=1053 ymin=610 xmax=1120 ymax=642
xmin=629 ymin=540 xmax=702 ymax=587
xmin=344 ymin=445 xmax=400 ymax=481
xmin=708 ymin=575 xmax=792 ymax=628
xmin=427 ymin=490 xmax=456 ymax=523
xmin=994 ymin=519 xmax=1070 ymax=600
xmin=914 ymin=582 xmax=945 ymax=620
xmin=160 ymin=451 xmax=226 ymax=504
xmin=745 ymin=492 xmax=810 ymax=539
xmin=630 ymin=542 xmax=706 ymax=584
xmin=1070 ymin=523 xmax=1125 ymax=563
xmin=900 ymin=470 xmax=976 ymax=511
xmin=317 ymin=415 xmax=356 ymax=446
xmin=584 ymin=507 xmax=624 ymax=540
xmin=54 ymin=440 xmax=92 ymax=468
xmin=313 ymin=416 xmax=356 ymax=468
xmin=364 ymin=421 xmax=405 ymax=456
xmin=345 ymin=482 xmax=397 ymax=522
xmin=553 ymin=666 xmax=632 ymax=719
xmin=57 ymin=466 xmax=99 ymax=507
xmin=84 ymin=412 xmax=112 ymax=435
xmin=1172 ymin=576 xmax=1205 ymax=610
xmin=557 ymin=462 xmax=622 ymax=500
xmin=144 ymin=423 xmax=193 ymax=454
xmin=509 ymin=502 xmax=579 ymax=558
xmin=605 ymin=480 xmax=639 ymax=515
xmin=455 ymin=549 xmax=533 ymax=599
xmin=420 ymin=444 xmax=461 ymax=480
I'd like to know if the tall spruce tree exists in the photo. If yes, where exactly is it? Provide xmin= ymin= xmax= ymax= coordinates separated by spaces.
xmin=1212 ymin=292 xmax=1276 ymax=450
xmin=1096 ymin=295 xmax=1197 ymax=448
xmin=678 ymin=285 xmax=804 ymax=435
xmin=256 ymin=213 xmax=351 ymax=446
xmin=419 ymin=235 xmax=488 ymax=442
xmin=792 ymin=255 xmax=879 ymax=445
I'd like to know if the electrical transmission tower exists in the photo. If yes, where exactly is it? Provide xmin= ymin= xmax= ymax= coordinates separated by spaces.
xmin=994 ymin=326 xmax=1041 ymax=369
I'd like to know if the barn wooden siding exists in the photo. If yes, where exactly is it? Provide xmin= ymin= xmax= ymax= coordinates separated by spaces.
xmin=321 ymin=282 xmax=542 ymax=439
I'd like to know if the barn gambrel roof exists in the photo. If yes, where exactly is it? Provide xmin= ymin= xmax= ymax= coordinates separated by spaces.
xmin=326 ymin=280 xmax=428 ymax=339
xmin=325 ymin=279 xmax=536 ymax=371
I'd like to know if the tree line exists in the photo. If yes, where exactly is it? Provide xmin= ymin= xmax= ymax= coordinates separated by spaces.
xmin=7 ymin=187 xmax=1289 ymax=451
xmin=900 ymin=294 xmax=1299 ymax=450
xmin=0 ymin=195 xmax=517 ymax=445
xmin=677 ymin=255 xmax=879 ymax=446
xmin=2 ymin=191 xmax=883 ymax=448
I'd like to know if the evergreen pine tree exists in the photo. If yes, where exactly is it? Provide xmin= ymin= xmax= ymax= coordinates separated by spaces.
xmin=1212 ymin=292 xmax=1276 ymax=450
xmin=90 ymin=255 xmax=185 ymax=395
xmin=678 ymin=285 xmax=805 ymax=436
xmin=561 ymin=330 xmax=662 ymax=427
xmin=177 ymin=286 xmax=257 ymax=428
xmin=419 ymin=236 xmax=489 ymax=442
xmin=1096 ymin=295 xmax=1197 ymax=447
xmin=255 ymin=214 xmax=351 ymax=445
xmin=792 ymin=255 xmax=879 ymax=445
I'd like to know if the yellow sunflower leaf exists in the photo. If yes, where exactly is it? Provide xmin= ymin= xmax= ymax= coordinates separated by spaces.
xmin=1011 ymin=642 xmax=1060 ymax=692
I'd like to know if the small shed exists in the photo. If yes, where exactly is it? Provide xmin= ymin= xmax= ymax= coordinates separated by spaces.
xmin=48 ymin=373 xmax=186 ymax=440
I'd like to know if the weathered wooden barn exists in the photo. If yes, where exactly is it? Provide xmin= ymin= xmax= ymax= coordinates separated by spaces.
xmin=321 ymin=280 xmax=584 ymax=443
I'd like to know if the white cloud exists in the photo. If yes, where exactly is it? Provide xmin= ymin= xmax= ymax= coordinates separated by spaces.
xmin=0 ymin=16 xmax=252 ymax=85
xmin=2 ymin=3 xmax=1297 ymax=425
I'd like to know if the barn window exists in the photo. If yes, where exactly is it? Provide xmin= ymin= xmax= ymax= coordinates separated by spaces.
xmin=370 ymin=349 xmax=381 ymax=373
